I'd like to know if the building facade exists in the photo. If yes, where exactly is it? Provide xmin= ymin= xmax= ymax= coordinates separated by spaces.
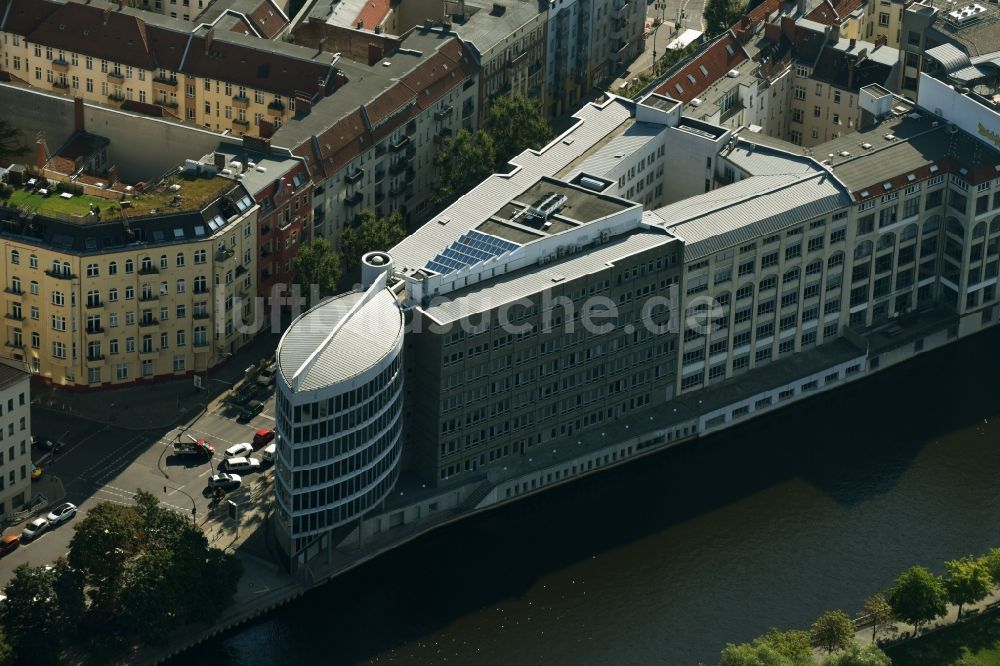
xmin=0 ymin=367 xmax=30 ymax=521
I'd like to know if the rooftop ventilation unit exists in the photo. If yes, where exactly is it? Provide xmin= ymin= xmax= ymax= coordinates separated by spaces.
xmin=527 ymin=192 xmax=568 ymax=220
xmin=861 ymin=142 xmax=873 ymax=149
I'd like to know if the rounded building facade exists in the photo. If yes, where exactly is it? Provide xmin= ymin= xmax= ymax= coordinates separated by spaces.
xmin=273 ymin=280 xmax=404 ymax=566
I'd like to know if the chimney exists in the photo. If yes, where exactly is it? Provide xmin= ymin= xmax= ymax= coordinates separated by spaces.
xmin=102 ymin=7 xmax=111 ymax=25
xmin=213 ymin=152 xmax=227 ymax=169
xmin=318 ymin=36 xmax=328 ymax=54
xmin=357 ymin=19 xmax=364 ymax=29
xmin=243 ymin=135 xmax=272 ymax=154
xmin=295 ymin=94 xmax=313 ymax=115
xmin=204 ymin=28 xmax=215 ymax=55
xmin=35 ymin=138 xmax=49 ymax=170
xmin=258 ymin=119 xmax=275 ymax=139
xmin=849 ymin=37 xmax=856 ymax=49
xmin=73 ymin=97 xmax=85 ymax=133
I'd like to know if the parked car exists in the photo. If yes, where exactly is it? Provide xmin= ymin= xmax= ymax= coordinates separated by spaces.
xmin=252 ymin=429 xmax=275 ymax=448
xmin=32 ymin=437 xmax=64 ymax=453
xmin=224 ymin=442 xmax=254 ymax=459
xmin=46 ymin=502 xmax=77 ymax=525
xmin=0 ymin=534 xmax=20 ymax=555
xmin=222 ymin=456 xmax=261 ymax=474
xmin=21 ymin=518 xmax=49 ymax=541
xmin=261 ymin=442 xmax=277 ymax=465
xmin=237 ymin=400 xmax=265 ymax=422
xmin=31 ymin=464 xmax=42 ymax=480
xmin=207 ymin=473 xmax=242 ymax=490
xmin=256 ymin=365 xmax=277 ymax=388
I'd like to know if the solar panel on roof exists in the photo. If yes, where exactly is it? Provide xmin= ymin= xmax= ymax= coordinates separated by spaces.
xmin=425 ymin=230 xmax=521 ymax=275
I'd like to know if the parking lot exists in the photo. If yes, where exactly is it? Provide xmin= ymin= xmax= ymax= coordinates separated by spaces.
xmin=0 ymin=390 xmax=278 ymax=587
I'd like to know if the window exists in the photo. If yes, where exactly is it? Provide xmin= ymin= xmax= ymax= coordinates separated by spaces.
xmin=28 ymin=255 xmax=37 ymax=269
xmin=176 ymin=253 xmax=185 ymax=267
xmin=125 ymin=259 xmax=134 ymax=274
xmin=51 ymin=291 xmax=64 ymax=306
xmin=879 ymin=12 xmax=889 ymax=25
xmin=86 ymin=263 xmax=98 ymax=277
xmin=792 ymin=108 xmax=803 ymax=124
xmin=9 ymin=250 xmax=18 ymax=265
xmin=194 ymin=249 xmax=207 ymax=264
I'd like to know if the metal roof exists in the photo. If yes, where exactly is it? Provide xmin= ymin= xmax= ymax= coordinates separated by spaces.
xmin=562 ymin=121 xmax=667 ymax=181
xmin=421 ymin=230 xmax=676 ymax=324
xmin=650 ymin=173 xmax=852 ymax=260
xmin=721 ymin=139 xmax=823 ymax=177
xmin=277 ymin=283 xmax=403 ymax=393
xmin=390 ymin=97 xmax=635 ymax=270
xmin=926 ymin=43 xmax=972 ymax=72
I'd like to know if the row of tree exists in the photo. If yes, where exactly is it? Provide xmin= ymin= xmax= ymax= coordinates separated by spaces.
xmin=718 ymin=547 xmax=1000 ymax=665
xmin=0 ymin=491 xmax=243 ymax=665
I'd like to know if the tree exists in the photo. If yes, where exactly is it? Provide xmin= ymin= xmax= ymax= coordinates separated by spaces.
xmin=292 ymin=236 xmax=342 ymax=306
xmin=980 ymin=547 xmax=1000 ymax=588
xmin=811 ymin=610 xmax=855 ymax=654
xmin=944 ymin=556 xmax=992 ymax=618
xmin=487 ymin=94 xmax=551 ymax=167
xmin=340 ymin=209 xmax=408 ymax=271
xmin=0 ymin=120 xmax=28 ymax=166
xmin=68 ymin=501 xmax=145 ymax=622
xmin=718 ymin=629 xmax=813 ymax=666
xmin=0 ymin=564 xmax=63 ymax=664
xmin=821 ymin=642 xmax=891 ymax=666
xmin=887 ymin=566 xmax=947 ymax=631
xmin=704 ymin=0 xmax=748 ymax=37
xmin=51 ymin=557 xmax=86 ymax=631
xmin=859 ymin=593 xmax=892 ymax=644
xmin=433 ymin=129 xmax=495 ymax=205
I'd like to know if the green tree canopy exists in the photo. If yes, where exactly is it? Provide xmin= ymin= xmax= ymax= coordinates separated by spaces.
xmin=340 ymin=209 xmax=408 ymax=271
xmin=718 ymin=628 xmax=813 ymax=666
xmin=0 ymin=564 xmax=63 ymax=665
xmin=487 ymin=94 xmax=551 ymax=167
xmin=704 ymin=0 xmax=748 ymax=37
xmin=811 ymin=610 xmax=855 ymax=654
xmin=859 ymin=593 xmax=892 ymax=644
xmin=0 ymin=120 xmax=28 ymax=166
xmin=820 ymin=642 xmax=891 ymax=666
xmin=433 ymin=129 xmax=496 ymax=205
xmin=292 ymin=236 xmax=342 ymax=306
xmin=944 ymin=556 xmax=992 ymax=618
xmin=888 ymin=565 xmax=947 ymax=631
xmin=980 ymin=547 xmax=1000 ymax=587
xmin=68 ymin=501 xmax=144 ymax=621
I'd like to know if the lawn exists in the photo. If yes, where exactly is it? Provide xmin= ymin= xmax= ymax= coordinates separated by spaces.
xmin=6 ymin=188 xmax=123 ymax=221
xmin=125 ymin=175 xmax=232 ymax=217
xmin=887 ymin=611 xmax=1000 ymax=665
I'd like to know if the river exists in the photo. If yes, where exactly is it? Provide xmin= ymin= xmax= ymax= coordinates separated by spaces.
xmin=176 ymin=327 xmax=1000 ymax=665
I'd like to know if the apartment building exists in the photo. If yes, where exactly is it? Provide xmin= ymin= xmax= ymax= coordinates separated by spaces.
xmin=274 ymin=76 xmax=1000 ymax=567
xmin=897 ymin=0 xmax=1000 ymax=98
xmin=0 ymin=366 xmax=30 ymax=521
xmin=0 ymin=168 xmax=260 ymax=388
xmin=803 ymin=0 xmax=907 ymax=48
xmin=198 ymin=142 xmax=314 ymax=304
xmin=0 ymin=0 xmax=337 ymax=134
xmin=279 ymin=29 xmax=479 ymax=240
xmin=133 ymin=0 xmax=291 ymax=36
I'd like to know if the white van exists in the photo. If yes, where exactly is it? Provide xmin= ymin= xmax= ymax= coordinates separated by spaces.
xmin=262 ymin=442 xmax=277 ymax=464
xmin=223 ymin=456 xmax=261 ymax=473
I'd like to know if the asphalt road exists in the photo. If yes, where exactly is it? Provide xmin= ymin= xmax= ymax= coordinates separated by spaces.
xmin=0 ymin=395 xmax=277 ymax=587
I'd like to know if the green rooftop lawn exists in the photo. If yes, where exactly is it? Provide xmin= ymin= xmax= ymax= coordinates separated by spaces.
xmin=6 ymin=188 xmax=123 ymax=221
xmin=125 ymin=175 xmax=232 ymax=218
xmin=886 ymin=610 xmax=1000 ymax=665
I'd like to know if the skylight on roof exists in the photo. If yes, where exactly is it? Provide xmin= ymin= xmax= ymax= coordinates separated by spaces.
xmin=174 ymin=228 xmax=185 ymax=238
xmin=194 ymin=226 xmax=206 ymax=236
xmin=725 ymin=45 xmax=735 ymax=56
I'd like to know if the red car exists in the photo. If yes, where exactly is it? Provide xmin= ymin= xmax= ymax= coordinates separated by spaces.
xmin=0 ymin=534 xmax=19 ymax=555
xmin=252 ymin=429 xmax=275 ymax=448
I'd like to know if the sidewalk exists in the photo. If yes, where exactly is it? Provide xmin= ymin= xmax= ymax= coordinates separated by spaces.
xmin=31 ymin=331 xmax=280 ymax=431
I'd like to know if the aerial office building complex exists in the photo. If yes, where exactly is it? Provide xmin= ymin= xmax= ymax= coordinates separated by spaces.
xmin=276 ymin=74 xmax=1000 ymax=568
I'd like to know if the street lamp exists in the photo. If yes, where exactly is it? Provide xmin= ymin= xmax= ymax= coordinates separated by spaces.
xmin=163 ymin=483 xmax=198 ymax=523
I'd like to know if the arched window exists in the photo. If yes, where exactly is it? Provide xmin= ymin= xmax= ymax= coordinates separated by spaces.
xmin=86 ymin=263 xmax=99 ymax=277
xmin=923 ymin=215 xmax=940 ymax=235
xmin=140 ymin=256 xmax=153 ymax=272
xmin=108 ymin=261 xmax=117 ymax=275
xmin=782 ymin=267 xmax=800 ymax=283
xmin=854 ymin=241 xmax=873 ymax=260
xmin=736 ymin=283 xmax=754 ymax=300
xmin=160 ymin=254 xmax=168 ymax=269
xmin=759 ymin=274 xmax=777 ymax=291
xmin=125 ymin=259 xmax=134 ymax=274
xmin=176 ymin=252 xmax=186 ymax=267
xmin=28 ymin=254 xmax=37 ymax=269
xmin=973 ymin=221 xmax=987 ymax=238
xmin=877 ymin=233 xmax=895 ymax=251
xmin=900 ymin=223 xmax=918 ymax=242
xmin=991 ymin=216 xmax=1000 ymax=235
xmin=828 ymin=252 xmax=845 ymax=268
xmin=806 ymin=260 xmax=823 ymax=276
xmin=10 ymin=250 xmax=19 ymax=265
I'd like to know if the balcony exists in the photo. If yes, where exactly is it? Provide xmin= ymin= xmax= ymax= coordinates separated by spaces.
xmin=139 ymin=294 xmax=158 ymax=302
xmin=52 ymin=80 xmax=70 ymax=91
xmin=107 ymin=71 xmax=124 ymax=83
xmin=85 ymin=325 xmax=104 ymax=335
xmin=389 ymin=160 xmax=408 ymax=176
xmin=389 ymin=184 xmax=406 ymax=197
xmin=193 ymin=311 xmax=211 ymax=320
xmin=139 ymin=318 xmax=159 ymax=328
xmin=528 ymin=60 xmax=543 ymax=77
xmin=86 ymin=353 xmax=105 ymax=363
xmin=374 ymin=189 xmax=386 ymax=205
xmin=232 ymin=118 xmax=250 ymax=130
xmin=232 ymin=95 xmax=250 ymax=109
xmin=267 ymin=101 xmax=285 ymax=116
xmin=139 ymin=348 xmax=160 ymax=358
xmin=193 ymin=286 xmax=210 ymax=295
xmin=405 ymin=167 xmax=416 ymax=183
xmin=5 ymin=341 xmax=23 ymax=350
xmin=4 ymin=313 xmax=22 ymax=322
xmin=390 ymin=135 xmax=410 ymax=152
xmin=344 ymin=191 xmax=363 ymax=207
xmin=375 ymin=143 xmax=386 ymax=157
xmin=153 ymin=74 xmax=178 ymax=88
xmin=45 ymin=269 xmax=75 ymax=280
xmin=235 ymin=265 xmax=247 ymax=277
xmin=51 ymin=58 xmax=70 ymax=73
xmin=216 ymin=247 xmax=235 ymax=262
xmin=345 ymin=168 xmax=364 ymax=185
xmin=138 ymin=265 xmax=158 ymax=275
xmin=108 ymin=92 xmax=125 ymax=103
xmin=192 ymin=340 xmax=210 ymax=348
xmin=434 ymin=105 xmax=454 ymax=121
xmin=4 ymin=287 xmax=22 ymax=296
xmin=462 ymin=103 xmax=474 ymax=118
xmin=434 ymin=127 xmax=453 ymax=145
xmin=373 ymin=168 xmax=385 ymax=183
xmin=405 ymin=144 xmax=416 ymax=160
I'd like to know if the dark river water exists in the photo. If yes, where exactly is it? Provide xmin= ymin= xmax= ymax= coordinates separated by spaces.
xmin=176 ymin=328 xmax=1000 ymax=665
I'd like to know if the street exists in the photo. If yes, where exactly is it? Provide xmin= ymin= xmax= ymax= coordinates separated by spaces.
xmin=611 ymin=0 xmax=708 ymax=91
xmin=0 ymin=393 xmax=278 ymax=587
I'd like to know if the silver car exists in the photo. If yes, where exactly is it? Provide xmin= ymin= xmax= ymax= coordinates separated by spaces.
xmin=46 ymin=502 xmax=77 ymax=525
xmin=21 ymin=517 xmax=49 ymax=541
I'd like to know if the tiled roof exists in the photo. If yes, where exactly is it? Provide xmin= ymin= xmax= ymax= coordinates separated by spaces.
xmin=0 ymin=0 xmax=60 ymax=36
xmin=28 ymin=3 xmax=158 ymax=70
xmin=654 ymin=33 xmax=748 ymax=103
xmin=227 ymin=16 xmax=256 ymax=36
xmin=805 ymin=0 xmax=839 ymax=26
xmin=147 ymin=25 xmax=187 ymax=71
xmin=355 ymin=0 xmax=392 ymax=31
